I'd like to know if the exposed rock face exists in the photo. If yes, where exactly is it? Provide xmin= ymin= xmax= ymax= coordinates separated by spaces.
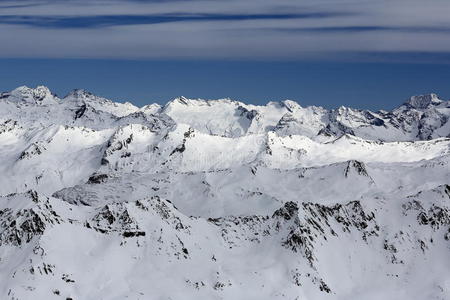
xmin=0 ymin=191 xmax=61 ymax=246
xmin=405 ymin=94 xmax=442 ymax=109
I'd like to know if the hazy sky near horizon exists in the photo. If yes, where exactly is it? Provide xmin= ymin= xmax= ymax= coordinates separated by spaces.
xmin=1 ymin=0 xmax=449 ymax=109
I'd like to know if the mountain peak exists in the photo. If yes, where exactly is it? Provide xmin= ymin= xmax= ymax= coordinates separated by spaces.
xmin=165 ymin=96 xmax=242 ymax=109
xmin=65 ymin=89 xmax=95 ymax=99
xmin=64 ymin=89 xmax=117 ymax=105
xmin=404 ymin=93 xmax=443 ymax=109
xmin=280 ymin=100 xmax=301 ymax=112
xmin=4 ymin=85 xmax=58 ymax=105
xmin=174 ymin=96 xmax=190 ymax=105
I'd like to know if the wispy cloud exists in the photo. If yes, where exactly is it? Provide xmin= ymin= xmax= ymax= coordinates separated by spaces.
xmin=1 ymin=0 xmax=450 ymax=61
xmin=0 ymin=12 xmax=349 ymax=28
xmin=271 ymin=26 xmax=450 ymax=34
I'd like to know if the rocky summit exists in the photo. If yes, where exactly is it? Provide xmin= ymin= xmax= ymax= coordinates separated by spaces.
xmin=0 ymin=86 xmax=449 ymax=300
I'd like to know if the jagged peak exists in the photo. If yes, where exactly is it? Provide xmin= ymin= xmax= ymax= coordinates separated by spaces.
xmin=4 ymin=85 xmax=58 ymax=104
xmin=275 ymin=112 xmax=298 ymax=128
xmin=13 ymin=85 xmax=51 ymax=94
xmin=64 ymin=89 xmax=137 ymax=109
xmin=403 ymin=93 xmax=443 ymax=109
xmin=272 ymin=201 xmax=299 ymax=220
xmin=326 ymin=133 xmax=355 ymax=143
xmin=280 ymin=100 xmax=302 ymax=112
xmin=333 ymin=105 xmax=362 ymax=116
xmin=65 ymin=88 xmax=101 ymax=100
xmin=172 ymin=96 xmax=190 ymax=105
xmin=264 ymin=100 xmax=301 ymax=111
xmin=344 ymin=160 xmax=370 ymax=178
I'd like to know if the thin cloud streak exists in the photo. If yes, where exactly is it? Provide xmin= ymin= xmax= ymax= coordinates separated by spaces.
xmin=270 ymin=26 xmax=450 ymax=34
xmin=0 ymin=12 xmax=351 ymax=29
xmin=1 ymin=0 xmax=450 ymax=61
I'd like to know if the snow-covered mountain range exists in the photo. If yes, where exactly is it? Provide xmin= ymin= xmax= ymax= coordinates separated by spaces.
xmin=0 ymin=86 xmax=449 ymax=300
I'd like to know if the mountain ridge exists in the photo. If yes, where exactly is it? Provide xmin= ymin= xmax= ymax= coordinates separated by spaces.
xmin=3 ymin=84 xmax=445 ymax=142
xmin=2 ymin=85 xmax=447 ymax=111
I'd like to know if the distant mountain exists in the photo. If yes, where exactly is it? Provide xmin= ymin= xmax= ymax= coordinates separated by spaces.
xmin=0 ymin=86 xmax=449 ymax=300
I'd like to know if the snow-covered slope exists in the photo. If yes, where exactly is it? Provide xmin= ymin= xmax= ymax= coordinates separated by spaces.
xmin=0 ymin=86 xmax=449 ymax=300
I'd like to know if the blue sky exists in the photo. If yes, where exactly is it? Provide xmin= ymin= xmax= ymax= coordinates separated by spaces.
xmin=2 ymin=59 xmax=449 ymax=110
xmin=1 ymin=0 xmax=450 ymax=109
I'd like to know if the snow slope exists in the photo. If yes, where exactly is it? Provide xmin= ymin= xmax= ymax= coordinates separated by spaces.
xmin=0 ymin=86 xmax=449 ymax=300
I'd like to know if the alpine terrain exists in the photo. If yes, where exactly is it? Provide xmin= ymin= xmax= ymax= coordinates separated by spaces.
xmin=0 ymin=85 xmax=449 ymax=300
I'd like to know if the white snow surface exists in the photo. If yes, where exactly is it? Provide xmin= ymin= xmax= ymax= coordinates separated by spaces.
xmin=0 ymin=86 xmax=449 ymax=300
